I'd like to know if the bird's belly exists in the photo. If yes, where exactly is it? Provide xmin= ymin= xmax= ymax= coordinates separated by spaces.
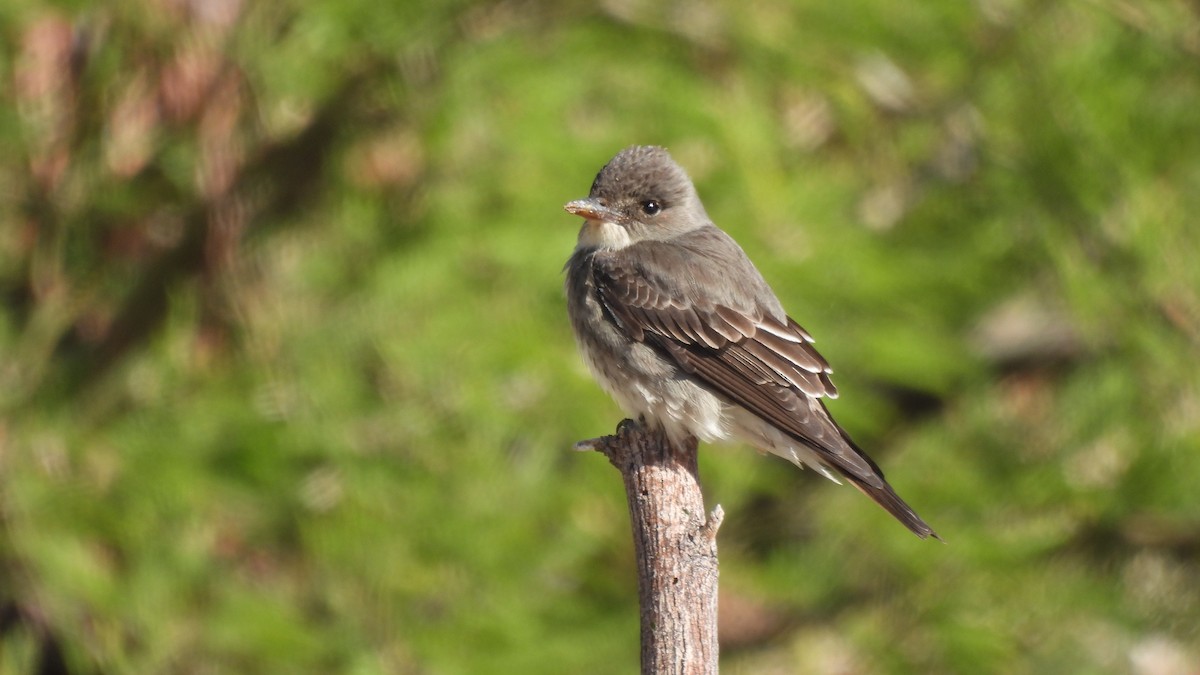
xmin=574 ymin=328 xmax=730 ymax=446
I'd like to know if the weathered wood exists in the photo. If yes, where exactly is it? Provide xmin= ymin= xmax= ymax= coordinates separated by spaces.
xmin=576 ymin=420 xmax=723 ymax=675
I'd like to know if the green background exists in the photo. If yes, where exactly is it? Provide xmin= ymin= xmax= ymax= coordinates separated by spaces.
xmin=2 ymin=0 xmax=1198 ymax=672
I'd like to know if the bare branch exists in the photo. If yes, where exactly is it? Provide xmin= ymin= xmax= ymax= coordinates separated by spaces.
xmin=578 ymin=420 xmax=721 ymax=675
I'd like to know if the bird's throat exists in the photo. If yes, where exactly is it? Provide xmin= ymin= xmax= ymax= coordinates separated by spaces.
xmin=577 ymin=220 xmax=632 ymax=251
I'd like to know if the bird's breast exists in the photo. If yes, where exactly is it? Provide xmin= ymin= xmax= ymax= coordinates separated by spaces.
xmin=564 ymin=249 xmax=729 ymax=445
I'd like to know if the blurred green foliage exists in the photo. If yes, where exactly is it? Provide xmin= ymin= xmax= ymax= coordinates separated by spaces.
xmin=1 ymin=0 xmax=1199 ymax=672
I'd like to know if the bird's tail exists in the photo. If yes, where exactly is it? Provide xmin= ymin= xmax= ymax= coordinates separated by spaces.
xmin=834 ymin=431 xmax=940 ymax=541
xmin=844 ymin=472 xmax=940 ymax=540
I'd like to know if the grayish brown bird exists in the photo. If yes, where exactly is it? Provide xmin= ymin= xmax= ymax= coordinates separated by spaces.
xmin=563 ymin=145 xmax=937 ymax=539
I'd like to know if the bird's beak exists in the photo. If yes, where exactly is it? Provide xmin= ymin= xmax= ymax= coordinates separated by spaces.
xmin=564 ymin=198 xmax=618 ymax=222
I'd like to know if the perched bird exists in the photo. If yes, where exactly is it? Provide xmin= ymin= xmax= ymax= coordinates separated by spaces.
xmin=563 ymin=145 xmax=937 ymax=539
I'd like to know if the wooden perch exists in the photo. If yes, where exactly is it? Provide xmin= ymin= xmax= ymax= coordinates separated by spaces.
xmin=576 ymin=419 xmax=723 ymax=675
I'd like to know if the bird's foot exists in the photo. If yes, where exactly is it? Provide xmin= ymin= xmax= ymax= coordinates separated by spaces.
xmin=572 ymin=418 xmax=643 ymax=453
xmin=617 ymin=418 xmax=644 ymax=437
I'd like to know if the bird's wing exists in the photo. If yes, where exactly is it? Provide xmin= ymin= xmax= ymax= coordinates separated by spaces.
xmin=591 ymin=235 xmax=937 ymax=539
xmin=591 ymin=237 xmax=887 ymax=487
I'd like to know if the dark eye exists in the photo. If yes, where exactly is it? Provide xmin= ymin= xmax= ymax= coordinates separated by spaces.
xmin=641 ymin=200 xmax=662 ymax=216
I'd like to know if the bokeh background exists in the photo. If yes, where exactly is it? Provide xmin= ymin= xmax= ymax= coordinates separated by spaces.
xmin=2 ymin=0 xmax=1199 ymax=673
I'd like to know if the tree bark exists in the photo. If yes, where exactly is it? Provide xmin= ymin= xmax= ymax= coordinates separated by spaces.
xmin=576 ymin=419 xmax=723 ymax=675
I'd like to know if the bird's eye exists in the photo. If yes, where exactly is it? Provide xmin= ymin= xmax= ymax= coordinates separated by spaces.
xmin=641 ymin=200 xmax=662 ymax=216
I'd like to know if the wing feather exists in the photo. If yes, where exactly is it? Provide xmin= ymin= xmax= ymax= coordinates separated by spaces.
xmin=585 ymin=234 xmax=936 ymax=539
xmin=591 ymin=248 xmax=875 ymax=479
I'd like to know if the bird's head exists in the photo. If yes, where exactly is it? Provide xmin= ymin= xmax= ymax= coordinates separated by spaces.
xmin=565 ymin=145 xmax=709 ymax=250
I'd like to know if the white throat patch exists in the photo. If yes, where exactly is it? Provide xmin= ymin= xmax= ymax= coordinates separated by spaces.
xmin=576 ymin=220 xmax=632 ymax=251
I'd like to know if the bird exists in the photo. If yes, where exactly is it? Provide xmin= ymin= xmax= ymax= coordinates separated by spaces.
xmin=563 ymin=145 xmax=937 ymax=539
